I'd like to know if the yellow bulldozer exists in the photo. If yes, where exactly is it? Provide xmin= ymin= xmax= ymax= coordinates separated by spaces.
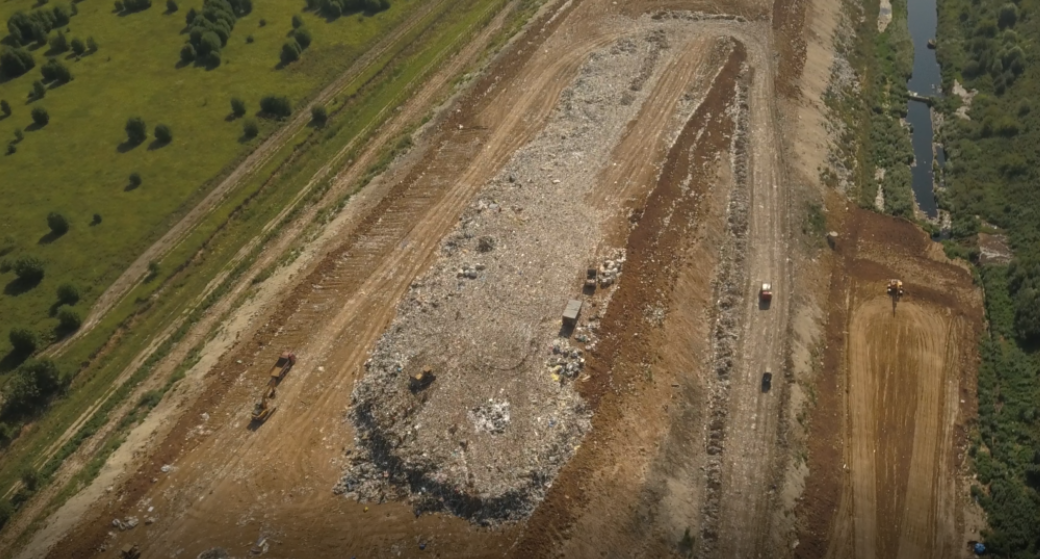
xmin=887 ymin=279 xmax=904 ymax=296
xmin=250 ymin=351 xmax=296 ymax=425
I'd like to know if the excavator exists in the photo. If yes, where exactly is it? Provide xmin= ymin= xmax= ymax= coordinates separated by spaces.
xmin=251 ymin=351 xmax=296 ymax=424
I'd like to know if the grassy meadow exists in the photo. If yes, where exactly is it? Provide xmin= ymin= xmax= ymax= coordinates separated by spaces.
xmin=0 ymin=0 xmax=419 ymax=364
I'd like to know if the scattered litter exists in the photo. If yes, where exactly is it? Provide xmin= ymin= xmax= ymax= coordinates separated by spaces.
xmin=160 ymin=464 xmax=173 ymax=473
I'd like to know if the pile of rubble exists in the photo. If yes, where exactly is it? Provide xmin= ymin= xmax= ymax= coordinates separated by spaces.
xmin=334 ymin=28 xmax=686 ymax=524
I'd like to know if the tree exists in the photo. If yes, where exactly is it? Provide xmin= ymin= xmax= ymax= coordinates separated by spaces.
xmin=57 ymin=307 xmax=81 ymax=332
xmin=364 ymin=0 xmax=380 ymax=12
xmin=154 ymin=123 xmax=172 ymax=143
xmin=14 ymin=129 xmax=23 ymax=142
xmin=0 ymin=47 xmax=35 ymax=78
xmin=311 ymin=104 xmax=327 ymax=126
xmin=231 ymin=97 xmax=246 ymax=117
xmin=185 ymin=6 xmax=197 ymax=24
xmin=196 ymin=31 xmax=222 ymax=57
xmin=31 ymin=106 xmax=49 ymax=126
xmin=1 ymin=100 xmax=10 ymax=117
xmin=9 ymin=328 xmax=38 ymax=355
xmin=2 ymin=358 xmax=64 ymax=417
xmin=293 ymin=27 xmax=312 ymax=49
xmin=91 ymin=213 xmax=102 ymax=225
xmin=48 ymin=30 xmax=68 ymax=53
xmin=125 ymin=116 xmax=147 ymax=144
xmin=291 ymin=13 xmax=303 ymax=28
xmin=46 ymin=211 xmax=69 ymax=235
xmin=70 ymin=37 xmax=86 ymax=56
xmin=122 ymin=0 xmax=153 ymax=13
xmin=86 ymin=36 xmax=98 ymax=53
xmin=180 ymin=43 xmax=196 ymax=63
xmin=129 ymin=172 xmax=142 ymax=188
xmin=998 ymin=3 xmax=1018 ymax=28
xmin=378 ymin=0 xmax=390 ymax=10
xmin=56 ymin=283 xmax=79 ymax=305
xmin=41 ymin=59 xmax=72 ymax=84
xmin=12 ymin=255 xmax=44 ymax=283
xmin=167 ymin=0 xmax=178 ymax=12
xmin=242 ymin=118 xmax=258 ymax=138
xmin=31 ymin=80 xmax=46 ymax=100
xmin=280 ymin=40 xmax=301 ymax=64
xmin=114 ymin=0 xmax=124 ymax=12
xmin=259 ymin=95 xmax=291 ymax=118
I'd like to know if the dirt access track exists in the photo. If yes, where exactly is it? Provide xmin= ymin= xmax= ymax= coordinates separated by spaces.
xmin=796 ymin=209 xmax=985 ymax=559
xmin=27 ymin=0 xmax=815 ymax=556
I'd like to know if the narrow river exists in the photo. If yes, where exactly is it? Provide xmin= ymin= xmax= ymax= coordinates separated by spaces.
xmin=906 ymin=0 xmax=941 ymax=217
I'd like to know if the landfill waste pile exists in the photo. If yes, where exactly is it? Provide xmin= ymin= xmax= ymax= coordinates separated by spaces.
xmin=333 ymin=28 xmax=689 ymax=525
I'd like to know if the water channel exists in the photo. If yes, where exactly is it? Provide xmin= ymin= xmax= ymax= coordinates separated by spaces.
xmin=905 ymin=0 xmax=942 ymax=217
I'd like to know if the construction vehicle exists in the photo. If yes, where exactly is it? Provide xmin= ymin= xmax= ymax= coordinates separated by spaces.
xmin=887 ymin=279 xmax=905 ymax=297
xmin=410 ymin=365 xmax=435 ymax=392
xmin=251 ymin=352 xmax=296 ymax=424
xmin=760 ymin=282 xmax=773 ymax=306
xmin=120 ymin=544 xmax=141 ymax=559
xmin=263 ymin=351 xmax=296 ymax=398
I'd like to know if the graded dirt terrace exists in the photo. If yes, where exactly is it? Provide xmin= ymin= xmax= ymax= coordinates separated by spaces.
xmin=795 ymin=209 xmax=984 ymax=559
xmin=22 ymin=0 xmax=823 ymax=557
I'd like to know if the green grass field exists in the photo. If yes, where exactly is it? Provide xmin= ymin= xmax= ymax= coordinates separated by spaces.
xmin=0 ymin=0 xmax=420 ymax=364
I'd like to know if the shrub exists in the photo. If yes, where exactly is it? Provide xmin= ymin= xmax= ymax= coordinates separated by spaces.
xmin=91 ymin=213 xmax=102 ymax=225
xmin=166 ymin=0 xmax=178 ymax=12
xmin=47 ymin=211 xmax=69 ymax=235
xmin=0 ymin=501 xmax=13 ymax=531
xmin=197 ymin=31 xmax=221 ymax=57
xmin=9 ymin=328 xmax=38 ymax=355
xmin=31 ymin=80 xmax=46 ymax=100
xmin=125 ymin=116 xmax=147 ymax=144
xmin=231 ymin=97 xmax=246 ymax=117
xmin=2 ymin=358 xmax=65 ymax=417
xmin=242 ymin=118 xmax=258 ymax=138
xmin=311 ymin=104 xmax=327 ymax=125
xmin=86 ymin=36 xmax=97 ymax=53
xmin=48 ymin=30 xmax=68 ymax=53
xmin=998 ymin=3 xmax=1018 ymax=28
xmin=259 ymin=95 xmax=291 ymax=118
xmin=258 ymin=17 xmax=266 ymax=26
xmin=12 ymin=255 xmax=44 ymax=283
xmin=57 ymin=307 xmax=81 ymax=331
xmin=20 ymin=467 xmax=40 ymax=491
xmin=280 ymin=40 xmax=301 ymax=64
xmin=154 ymin=123 xmax=172 ymax=143
xmin=185 ymin=6 xmax=196 ymax=24
xmin=245 ymin=34 xmax=254 ymax=43
xmin=129 ymin=172 xmax=142 ymax=187
xmin=0 ymin=47 xmax=36 ymax=78
xmin=1 ymin=99 xmax=10 ymax=117
xmin=114 ymin=0 xmax=124 ymax=11
xmin=379 ymin=0 xmax=389 ymax=10
xmin=14 ymin=129 xmax=23 ymax=142
xmin=291 ymin=13 xmax=303 ymax=28
xmin=180 ymin=43 xmax=196 ymax=63
xmin=293 ymin=27 xmax=312 ymax=49
xmin=122 ymin=0 xmax=153 ymax=13
xmin=41 ymin=59 xmax=72 ymax=84
xmin=31 ymin=106 xmax=49 ymax=126
xmin=70 ymin=37 xmax=86 ymax=55
xmin=56 ymin=283 xmax=79 ymax=305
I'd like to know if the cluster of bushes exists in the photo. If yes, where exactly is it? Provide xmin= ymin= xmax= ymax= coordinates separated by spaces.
xmin=124 ymin=116 xmax=172 ymax=146
xmin=259 ymin=95 xmax=291 ymax=118
xmin=936 ymin=0 xmax=1040 ymax=552
xmin=180 ymin=0 xmax=253 ymax=66
xmin=0 ymin=48 xmax=36 ymax=78
xmin=306 ymin=0 xmax=390 ymax=18
xmin=114 ymin=0 xmax=153 ymax=14
xmin=5 ymin=4 xmax=76 ymax=47
xmin=280 ymin=24 xmax=312 ymax=65
xmin=41 ymin=59 xmax=72 ymax=85
xmin=0 ymin=358 xmax=68 ymax=428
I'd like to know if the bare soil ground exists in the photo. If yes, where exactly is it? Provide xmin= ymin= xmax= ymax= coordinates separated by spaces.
xmin=6 ymin=0 xmax=920 ymax=555
xmin=794 ymin=207 xmax=985 ymax=559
